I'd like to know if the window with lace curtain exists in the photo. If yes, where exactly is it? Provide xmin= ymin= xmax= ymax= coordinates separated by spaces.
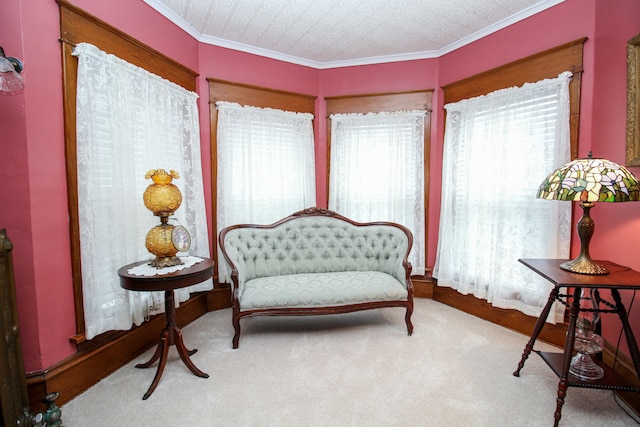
xmin=325 ymin=91 xmax=431 ymax=277
xmin=329 ymin=111 xmax=427 ymax=276
xmin=73 ymin=43 xmax=211 ymax=340
xmin=215 ymin=101 xmax=316 ymax=283
xmin=433 ymin=72 xmax=574 ymax=323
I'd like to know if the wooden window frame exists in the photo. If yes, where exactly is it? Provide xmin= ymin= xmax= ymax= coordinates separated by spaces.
xmin=443 ymin=38 xmax=587 ymax=160
xmin=58 ymin=0 xmax=198 ymax=348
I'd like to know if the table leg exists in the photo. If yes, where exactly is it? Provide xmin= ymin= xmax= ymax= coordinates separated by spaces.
xmin=135 ymin=338 xmax=163 ymax=369
xmin=174 ymin=327 xmax=209 ymax=378
xmin=553 ymin=286 xmax=581 ymax=427
xmin=135 ymin=290 xmax=208 ymax=400
xmin=514 ymin=286 xmax=560 ymax=377
xmin=611 ymin=289 xmax=640 ymax=375
xmin=140 ymin=330 xmax=170 ymax=400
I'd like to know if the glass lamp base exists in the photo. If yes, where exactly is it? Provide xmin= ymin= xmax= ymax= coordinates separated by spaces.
xmin=569 ymin=352 xmax=604 ymax=380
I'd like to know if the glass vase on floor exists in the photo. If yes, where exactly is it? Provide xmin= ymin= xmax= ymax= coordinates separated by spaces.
xmin=569 ymin=288 xmax=604 ymax=380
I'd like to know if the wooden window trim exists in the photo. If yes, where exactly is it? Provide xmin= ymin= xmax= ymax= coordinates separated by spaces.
xmin=324 ymin=90 xmax=433 ymax=274
xmin=58 ymin=0 xmax=198 ymax=349
xmin=443 ymin=37 xmax=587 ymax=159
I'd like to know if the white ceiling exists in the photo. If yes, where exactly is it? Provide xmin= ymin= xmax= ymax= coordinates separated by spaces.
xmin=143 ymin=0 xmax=564 ymax=69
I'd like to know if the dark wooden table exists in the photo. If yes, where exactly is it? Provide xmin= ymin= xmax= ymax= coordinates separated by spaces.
xmin=118 ymin=258 xmax=214 ymax=400
xmin=513 ymin=258 xmax=640 ymax=426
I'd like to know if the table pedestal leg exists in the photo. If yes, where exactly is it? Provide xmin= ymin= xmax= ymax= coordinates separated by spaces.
xmin=137 ymin=330 xmax=171 ymax=400
xmin=552 ymin=287 xmax=581 ymax=427
xmin=135 ymin=290 xmax=209 ymax=400
xmin=514 ymin=286 xmax=560 ymax=377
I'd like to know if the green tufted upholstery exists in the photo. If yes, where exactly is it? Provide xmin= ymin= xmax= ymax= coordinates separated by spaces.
xmin=239 ymin=271 xmax=408 ymax=310
xmin=219 ymin=208 xmax=414 ymax=348
xmin=222 ymin=216 xmax=409 ymax=284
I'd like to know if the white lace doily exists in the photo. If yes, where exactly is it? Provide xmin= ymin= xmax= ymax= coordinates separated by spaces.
xmin=127 ymin=256 xmax=204 ymax=276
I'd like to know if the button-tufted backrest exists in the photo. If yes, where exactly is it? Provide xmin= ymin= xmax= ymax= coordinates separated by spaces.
xmin=220 ymin=213 xmax=412 ymax=288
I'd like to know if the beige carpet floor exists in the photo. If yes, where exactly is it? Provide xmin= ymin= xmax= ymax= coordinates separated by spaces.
xmin=61 ymin=299 xmax=639 ymax=426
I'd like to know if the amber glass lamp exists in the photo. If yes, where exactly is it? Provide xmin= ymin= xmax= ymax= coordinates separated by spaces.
xmin=537 ymin=152 xmax=640 ymax=275
xmin=143 ymin=169 xmax=189 ymax=268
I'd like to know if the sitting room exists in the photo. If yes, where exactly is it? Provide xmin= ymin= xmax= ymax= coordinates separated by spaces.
xmin=2 ymin=0 xmax=640 ymax=425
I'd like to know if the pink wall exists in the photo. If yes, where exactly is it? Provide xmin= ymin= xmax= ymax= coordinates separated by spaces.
xmin=0 ymin=0 xmax=38 ymax=370
xmin=0 ymin=0 xmax=202 ymax=372
xmin=1 ymin=0 xmax=74 ymax=373
xmin=588 ymin=0 xmax=640 ymax=350
xmin=2 ymin=0 xmax=640 ymax=372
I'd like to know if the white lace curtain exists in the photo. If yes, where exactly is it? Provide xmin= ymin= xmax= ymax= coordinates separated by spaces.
xmin=433 ymin=72 xmax=573 ymax=322
xmin=328 ymin=111 xmax=426 ymax=276
xmin=216 ymin=101 xmax=316 ymax=283
xmin=73 ymin=43 xmax=212 ymax=339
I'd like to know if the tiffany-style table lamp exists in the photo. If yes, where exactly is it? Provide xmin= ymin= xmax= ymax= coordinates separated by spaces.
xmin=537 ymin=152 xmax=640 ymax=275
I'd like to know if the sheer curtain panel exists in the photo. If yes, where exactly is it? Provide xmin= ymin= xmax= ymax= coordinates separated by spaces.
xmin=329 ymin=111 xmax=426 ymax=275
xmin=216 ymin=101 xmax=316 ymax=283
xmin=433 ymin=72 xmax=573 ymax=323
xmin=73 ymin=43 xmax=211 ymax=340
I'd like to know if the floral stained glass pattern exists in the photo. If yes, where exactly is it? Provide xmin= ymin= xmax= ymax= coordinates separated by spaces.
xmin=537 ymin=154 xmax=640 ymax=202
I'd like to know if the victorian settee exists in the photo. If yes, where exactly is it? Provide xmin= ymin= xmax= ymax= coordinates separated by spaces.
xmin=218 ymin=207 xmax=414 ymax=348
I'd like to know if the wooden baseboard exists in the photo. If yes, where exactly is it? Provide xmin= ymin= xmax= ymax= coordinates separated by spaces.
xmin=412 ymin=276 xmax=434 ymax=298
xmin=26 ymin=287 xmax=231 ymax=412
xmin=602 ymin=341 xmax=640 ymax=417
xmin=433 ymin=285 xmax=567 ymax=347
xmin=207 ymin=284 xmax=232 ymax=311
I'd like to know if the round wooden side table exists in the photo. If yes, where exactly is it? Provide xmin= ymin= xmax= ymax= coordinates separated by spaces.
xmin=118 ymin=257 xmax=214 ymax=400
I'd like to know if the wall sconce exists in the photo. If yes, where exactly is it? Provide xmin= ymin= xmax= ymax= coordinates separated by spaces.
xmin=0 ymin=46 xmax=24 ymax=94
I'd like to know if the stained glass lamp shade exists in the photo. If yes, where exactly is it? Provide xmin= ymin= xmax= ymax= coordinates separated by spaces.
xmin=537 ymin=152 xmax=640 ymax=275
